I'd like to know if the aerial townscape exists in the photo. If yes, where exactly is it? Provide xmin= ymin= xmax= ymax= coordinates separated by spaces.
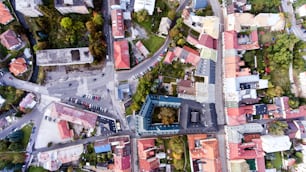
xmin=2 ymin=0 xmax=306 ymax=172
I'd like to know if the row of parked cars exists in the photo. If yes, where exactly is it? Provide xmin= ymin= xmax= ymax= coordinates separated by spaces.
xmin=67 ymin=97 xmax=108 ymax=113
xmin=82 ymin=94 xmax=101 ymax=101
xmin=131 ymin=65 xmax=154 ymax=80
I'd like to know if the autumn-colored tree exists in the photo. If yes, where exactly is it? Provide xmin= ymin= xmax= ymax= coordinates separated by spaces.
xmin=157 ymin=107 xmax=177 ymax=125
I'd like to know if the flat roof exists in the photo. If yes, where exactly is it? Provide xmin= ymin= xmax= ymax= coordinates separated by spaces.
xmin=36 ymin=47 xmax=93 ymax=66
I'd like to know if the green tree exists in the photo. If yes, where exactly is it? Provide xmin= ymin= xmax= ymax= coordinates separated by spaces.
xmin=0 ymin=140 xmax=8 ymax=152
xmin=169 ymin=27 xmax=179 ymax=38
xmin=92 ymin=12 xmax=103 ymax=26
xmin=60 ymin=17 xmax=73 ymax=29
xmin=167 ymin=9 xmax=176 ymax=20
xmin=289 ymin=98 xmax=300 ymax=109
xmin=8 ymin=142 xmax=23 ymax=151
xmin=173 ymin=159 xmax=184 ymax=170
xmin=135 ymin=9 xmax=149 ymax=23
xmin=268 ymin=121 xmax=288 ymax=135
xmin=86 ymin=21 xmax=96 ymax=33
xmin=177 ymin=38 xmax=186 ymax=46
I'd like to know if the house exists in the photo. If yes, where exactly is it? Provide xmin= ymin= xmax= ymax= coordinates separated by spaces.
xmin=177 ymin=80 xmax=196 ymax=100
xmin=187 ymin=134 xmax=221 ymax=172
xmin=225 ymin=124 xmax=266 ymax=172
xmin=19 ymin=93 xmax=36 ymax=112
xmin=9 ymin=58 xmax=27 ymax=76
xmin=273 ymin=97 xmax=306 ymax=119
xmin=158 ymin=17 xmax=171 ymax=36
xmin=50 ymin=102 xmax=98 ymax=129
xmin=111 ymin=9 xmax=125 ymax=39
xmin=182 ymin=11 xmax=220 ymax=39
xmin=114 ymin=40 xmax=130 ymax=70
xmin=223 ymin=30 xmax=259 ymax=51
xmin=297 ymin=4 xmax=306 ymax=17
xmin=0 ymin=95 xmax=5 ymax=108
xmin=174 ymin=46 xmax=201 ymax=66
xmin=15 ymin=0 xmax=43 ymax=17
xmin=37 ymin=144 xmax=84 ymax=171
xmin=187 ymin=34 xmax=216 ymax=50
xmin=134 ymin=0 xmax=156 ymax=15
xmin=0 ymin=2 xmax=14 ymax=25
xmin=54 ymin=0 xmax=93 ymax=14
xmin=226 ymin=13 xmax=285 ymax=32
xmin=163 ymin=51 xmax=175 ymax=64
xmin=292 ymin=120 xmax=306 ymax=139
xmin=109 ymin=135 xmax=131 ymax=172
xmin=192 ymin=0 xmax=207 ymax=10
xmin=137 ymin=138 xmax=160 ymax=172
xmin=36 ymin=47 xmax=93 ymax=66
xmin=135 ymin=41 xmax=150 ymax=58
xmin=0 ymin=30 xmax=23 ymax=50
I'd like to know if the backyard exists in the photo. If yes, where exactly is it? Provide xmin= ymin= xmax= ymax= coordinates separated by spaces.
xmin=21 ymin=123 xmax=33 ymax=148
xmin=155 ymin=136 xmax=190 ymax=171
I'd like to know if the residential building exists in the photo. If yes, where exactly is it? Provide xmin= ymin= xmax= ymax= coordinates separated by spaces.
xmin=37 ymin=144 xmax=84 ymax=171
xmin=195 ymin=58 xmax=216 ymax=84
xmin=163 ymin=51 xmax=175 ymax=64
xmin=182 ymin=10 xmax=220 ymax=39
xmin=225 ymin=13 xmax=285 ymax=32
xmin=177 ymin=80 xmax=196 ymax=100
xmin=225 ymin=124 xmax=266 ymax=172
xmin=19 ymin=93 xmax=37 ymax=112
xmin=9 ymin=57 xmax=27 ymax=76
xmin=50 ymin=102 xmax=98 ymax=129
xmin=187 ymin=33 xmax=217 ymax=50
xmin=192 ymin=0 xmax=207 ymax=10
xmin=0 ymin=2 xmax=14 ymax=25
xmin=158 ymin=17 xmax=171 ymax=36
xmin=134 ymin=0 xmax=156 ymax=15
xmin=108 ymin=135 xmax=131 ymax=172
xmin=224 ymin=30 xmax=259 ymax=50
xmin=174 ymin=46 xmax=201 ymax=66
xmin=36 ymin=47 xmax=93 ymax=66
xmin=0 ymin=95 xmax=5 ymax=108
xmin=54 ymin=0 xmax=93 ymax=14
xmin=291 ymin=120 xmax=306 ymax=139
xmin=113 ymin=40 xmax=130 ymax=70
xmin=273 ymin=97 xmax=306 ymax=119
xmin=15 ymin=0 xmax=43 ymax=17
xmin=137 ymin=138 xmax=160 ymax=172
xmin=0 ymin=30 xmax=23 ymax=50
xmin=187 ymin=134 xmax=222 ymax=172
xmin=134 ymin=95 xmax=218 ymax=136
xmin=135 ymin=41 xmax=150 ymax=58
xmin=111 ymin=9 xmax=125 ymax=39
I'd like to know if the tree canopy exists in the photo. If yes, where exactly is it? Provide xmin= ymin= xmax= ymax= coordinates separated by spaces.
xmin=268 ymin=121 xmax=288 ymax=135
xmin=60 ymin=17 xmax=73 ymax=29
xmin=157 ymin=107 xmax=177 ymax=125
xmin=135 ymin=9 xmax=149 ymax=23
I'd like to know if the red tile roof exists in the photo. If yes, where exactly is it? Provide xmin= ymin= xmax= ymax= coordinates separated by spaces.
xmin=114 ymin=155 xmax=131 ymax=172
xmin=226 ymin=106 xmax=253 ymax=126
xmin=229 ymin=139 xmax=264 ymax=160
xmin=174 ymin=46 xmax=201 ymax=66
xmin=135 ymin=41 xmax=150 ymax=57
xmin=19 ymin=93 xmax=36 ymax=112
xmin=58 ymin=120 xmax=73 ymax=139
xmin=138 ymin=138 xmax=155 ymax=159
xmin=51 ymin=102 xmax=98 ymax=129
xmin=114 ymin=40 xmax=130 ymax=70
xmin=139 ymin=158 xmax=160 ymax=172
xmin=0 ymin=2 xmax=13 ymax=25
xmin=224 ymin=56 xmax=251 ymax=78
xmin=224 ymin=31 xmax=238 ymax=49
xmin=164 ymin=51 xmax=175 ymax=64
xmin=0 ymin=30 xmax=22 ymax=50
xmin=9 ymin=57 xmax=27 ymax=76
xmin=111 ymin=9 xmax=124 ymax=38
xmin=224 ymin=30 xmax=259 ymax=50
xmin=187 ymin=134 xmax=222 ymax=172
xmin=183 ymin=46 xmax=200 ymax=56
xmin=187 ymin=34 xmax=216 ymax=49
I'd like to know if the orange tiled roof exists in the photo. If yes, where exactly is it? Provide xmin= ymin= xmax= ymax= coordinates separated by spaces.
xmin=164 ymin=51 xmax=175 ymax=64
xmin=9 ymin=57 xmax=27 ymax=76
xmin=114 ymin=40 xmax=130 ymax=69
xmin=0 ymin=30 xmax=21 ymax=50
xmin=0 ymin=2 xmax=13 ymax=25
xmin=57 ymin=120 xmax=73 ymax=139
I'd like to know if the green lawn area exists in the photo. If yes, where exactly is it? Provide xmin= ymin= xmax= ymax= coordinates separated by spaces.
xmin=29 ymin=166 xmax=48 ymax=172
xmin=272 ymin=152 xmax=283 ymax=170
xmin=258 ymin=29 xmax=279 ymax=45
xmin=141 ymin=35 xmax=165 ymax=55
xmin=21 ymin=124 xmax=33 ymax=149
xmin=270 ymin=68 xmax=291 ymax=93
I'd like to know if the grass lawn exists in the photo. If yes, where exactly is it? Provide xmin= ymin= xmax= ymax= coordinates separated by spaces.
xmin=21 ymin=123 xmax=33 ymax=149
xmin=29 ymin=166 xmax=48 ymax=172
xmin=270 ymin=68 xmax=291 ymax=93
xmin=272 ymin=152 xmax=282 ymax=170
xmin=141 ymin=35 xmax=165 ymax=55
xmin=258 ymin=30 xmax=279 ymax=45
